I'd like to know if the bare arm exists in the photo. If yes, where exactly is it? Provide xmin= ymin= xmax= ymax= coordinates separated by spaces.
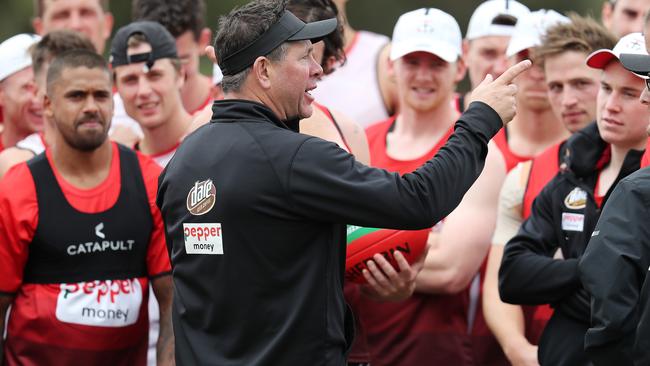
xmin=415 ymin=142 xmax=505 ymax=293
xmin=151 ymin=275 xmax=174 ymax=366
xmin=0 ymin=294 xmax=14 ymax=362
xmin=331 ymin=109 xmax=370 ymax=166
xmin=482 ymin=165 xmax=539 ymax=366
xmin=484 ymin=246 xmax=539 ymax=366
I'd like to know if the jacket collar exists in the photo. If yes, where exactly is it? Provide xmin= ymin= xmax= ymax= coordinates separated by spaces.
xmin=564 ymin=121 xmax=643 ymax=178
xmin=210 ymin=99 xmax=300 ymax=132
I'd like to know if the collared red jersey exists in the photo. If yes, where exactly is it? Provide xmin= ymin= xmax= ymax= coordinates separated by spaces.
xmin=0 ymin=142 xmax=171 ymax=366
xmin=157 ymin=99 xmax=502 ymax=366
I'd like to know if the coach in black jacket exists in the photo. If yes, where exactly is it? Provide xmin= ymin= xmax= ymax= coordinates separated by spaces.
xmin=156 ymin=1 xmax=530 ymax=365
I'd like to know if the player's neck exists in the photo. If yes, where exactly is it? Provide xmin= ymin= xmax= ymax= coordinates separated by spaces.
xmin=181 ymin=73 xmax=212 ymax=114
xmin=508 ymin=107 xmax=569 ymax=154
xmin=139 ymin=106 xmax=191 ymax=157
xmin=386 ymin=101 xmax=458 ymax=160
xmin=394 ymin=100 xmax=458 ymax=139
xmin=51 ymin=139 xmax=113 ymax=189
xmin=598 ymin=143 xmax=637 ymax=196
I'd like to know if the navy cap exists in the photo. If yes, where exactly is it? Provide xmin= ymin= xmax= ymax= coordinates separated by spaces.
xmin=219 ymin=11 xmax=337 ymax=76
xmin=110 ymin=20 xmax=178 ymax=70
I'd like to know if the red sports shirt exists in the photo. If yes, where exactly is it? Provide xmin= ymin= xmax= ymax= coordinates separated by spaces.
xmin=0 ymin=142 xmax=171 ymax=366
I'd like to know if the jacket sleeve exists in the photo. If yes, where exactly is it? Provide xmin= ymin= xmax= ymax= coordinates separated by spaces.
xmin=498 ymin=181 xmax=582 ymax=305
xmin=579 ymin=176 xmax=650 ymax=365
xmin=286 ymin=101 xmax=501 ymax=229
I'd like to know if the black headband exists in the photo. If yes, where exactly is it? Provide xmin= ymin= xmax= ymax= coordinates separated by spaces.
xmin=219 ymin=11 xmax=337 ymax=76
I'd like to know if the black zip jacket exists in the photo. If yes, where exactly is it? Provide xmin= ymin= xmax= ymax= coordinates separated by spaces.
xmin=156 ymin=99 xmax=502 ymax=366
xmin=580 ymin=166 xmax=650 ymax=366
xmin=498 ymin=122 xmax=643 ymax=366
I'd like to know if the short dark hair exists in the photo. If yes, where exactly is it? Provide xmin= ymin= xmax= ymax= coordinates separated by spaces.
xmin=31 ymin=30 xmax=96 ymax=78
xmin=536 ymin=14 xmax=617 ymax=67
xmin=287 ymin=0 xmax=345 ymax=75
xmin=47 ymin=49 xmax=110 ymax=96
xmin=215 ymin=0 xmax=289 ymax=93
xmin=34 ymin=0 xmax=109 ymax=17
xmin=132 ymin=0 xmax=205 ymax=40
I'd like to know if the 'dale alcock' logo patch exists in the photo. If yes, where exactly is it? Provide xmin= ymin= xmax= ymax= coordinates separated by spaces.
xmin=564 ymin=187 xmax=587 ymax=210
xmin=187 ymin=179 xmax=216 ymax=215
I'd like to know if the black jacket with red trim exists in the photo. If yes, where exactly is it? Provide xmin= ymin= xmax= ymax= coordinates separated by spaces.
xmin=498 ymin=122 xmax=643 ymax=365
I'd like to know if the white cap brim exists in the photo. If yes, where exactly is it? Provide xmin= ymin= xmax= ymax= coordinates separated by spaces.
xmin=390 ymin=41 xmax=459 ymax=62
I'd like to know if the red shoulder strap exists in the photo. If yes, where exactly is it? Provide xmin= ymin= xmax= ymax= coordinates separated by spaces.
xmin=522 ymin=143 xmax=562 ymax=219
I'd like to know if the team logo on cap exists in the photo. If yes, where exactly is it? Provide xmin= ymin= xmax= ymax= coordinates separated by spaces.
xmin=187 ymin=179 xmax=216 ymax=216
xmin=564 ymin=187 xmax=587 ymax=210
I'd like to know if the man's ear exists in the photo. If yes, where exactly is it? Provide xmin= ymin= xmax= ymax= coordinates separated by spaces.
xmin=252 ymin=56 xmax=273 ymax=90
xmin=102 ymin=12 xmax=115 ymax=43
xmin=199 ymin=28 xmax=212 ymax=52
xmin=602 ymin=1 xmax=613 ymax=29
xmin=43 ymin=94 xmax=53 ymax=119
xmin=462 ymin=39 xmax=470 ymax=60
xmin=454 ymin=57 xmax=467 ymax=84
xmin=32 ymin=17 xmax=44 ymax=35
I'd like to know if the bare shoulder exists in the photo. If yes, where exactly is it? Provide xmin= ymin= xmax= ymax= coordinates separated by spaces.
xmin=0 ymin=147 xmax=36 ymax=179
xmin=330 ymin=109 xmax=370 ymax=165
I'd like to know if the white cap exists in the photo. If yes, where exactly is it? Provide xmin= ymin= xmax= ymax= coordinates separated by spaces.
xmin=390 ymin=8 xmax=462 ymax=62
xmin=505 ymin=10 xmax=570 ymax=58
xmin=212 ymin=63 xmax=223 ymax=85
xmin=586 ymin=32 xmax=649 ymax=78
xmin=466 ymin=0 xmax=531 ymax=40
xmin=0 ymin=33 xmax=41 ymax=82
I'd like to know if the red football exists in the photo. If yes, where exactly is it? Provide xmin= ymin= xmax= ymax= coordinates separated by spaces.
xmin=345 ymin=225 xmax=430 ymax=284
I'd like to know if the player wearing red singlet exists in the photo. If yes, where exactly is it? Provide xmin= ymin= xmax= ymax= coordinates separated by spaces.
xmin=0 ymin=30 xmax=97 ymax=179
xmin=492 ymin=10 xmax=571 ymax=173
xmin=357 ymin=8 xmax=507 ymax=366
xmin=0 ymin=50 xmax=174 ymax=366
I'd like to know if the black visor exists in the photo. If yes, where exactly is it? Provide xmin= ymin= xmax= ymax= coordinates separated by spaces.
xmin=219 ymin=11 xmax=337 ymax=76
xmin=620 ymin=53 xmax=650 ymax=76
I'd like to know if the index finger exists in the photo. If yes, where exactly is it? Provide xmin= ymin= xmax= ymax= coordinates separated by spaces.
xmin=494 ymin=60 xmax=532 ymax=85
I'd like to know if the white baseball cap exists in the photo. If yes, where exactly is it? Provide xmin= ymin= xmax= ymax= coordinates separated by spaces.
xmin=390 ymin=8 xmax=462 ymax=63
xmin=0 ymin=33 xmax=41 ymax=82
xmin=212 ymin=64 xmax=223 ymax=85
xmin=505 ymin=10 xmax=570 ymax=58
xmin=466 ymin=0 xmax=531 ymax=40
xmin=587 ymin=32 xmax=649 ymax=79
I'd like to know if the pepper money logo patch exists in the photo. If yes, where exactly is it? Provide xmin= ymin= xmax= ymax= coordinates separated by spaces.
xmin=187 ymin=179 xmax=216 ymax=215
xmin=564 ymin=187 xmax=587 ymax=210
